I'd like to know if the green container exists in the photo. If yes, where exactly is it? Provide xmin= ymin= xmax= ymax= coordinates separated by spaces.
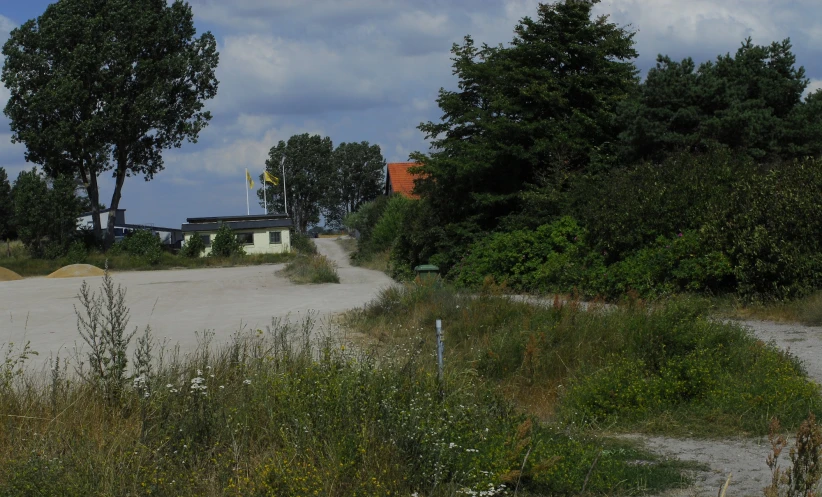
xmin=414 ymin=264 xmax=440 ymax=282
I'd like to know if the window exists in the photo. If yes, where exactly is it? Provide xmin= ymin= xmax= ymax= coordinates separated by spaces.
xmin=236 ymin=232 xmax=255 ymax=245
xmin=200 ymin=234 xmax=211 ymax=246
xmin=269 ymin=231 xmax=282 ymax=244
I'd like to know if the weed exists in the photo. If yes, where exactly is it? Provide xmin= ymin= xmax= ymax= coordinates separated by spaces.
xmin=279 ymin=254 xmax=340 ymax=284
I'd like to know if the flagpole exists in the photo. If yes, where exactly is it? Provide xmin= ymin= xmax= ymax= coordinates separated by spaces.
xmin=245 ymin=168 xmax=250 ymax=216
xmin=281 ymin=156 xmax=288 ymax=215
xmin=263 ymin=169 xmax=268 ymax=214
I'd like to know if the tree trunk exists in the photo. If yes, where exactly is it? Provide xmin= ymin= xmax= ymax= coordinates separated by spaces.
xmin=79 ymin=159 xmax=103 ymax=242
xmin=105 ymin=150 xmax=128 ymax=248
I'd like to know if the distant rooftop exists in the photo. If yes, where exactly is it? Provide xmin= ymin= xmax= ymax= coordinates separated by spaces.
xmin=185 ymin=214 xmax=289 ymax=224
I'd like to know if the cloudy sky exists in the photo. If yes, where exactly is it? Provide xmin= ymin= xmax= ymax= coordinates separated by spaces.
xmin=1 ymin=0 xmax=822 ymax=228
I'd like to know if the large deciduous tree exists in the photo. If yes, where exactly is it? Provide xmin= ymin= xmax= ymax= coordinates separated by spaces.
xmin=324 ymin=141 xmax=385 ymax=229
xmin=261 ymin=134 xmax=333 ymax=233
xmin=618 ymin=38 xmax=822 ymax=163
xmin=2 ymin=0 xmax=219 ymax=246
xmin=411 ymin=0 xmax=638 ymax=236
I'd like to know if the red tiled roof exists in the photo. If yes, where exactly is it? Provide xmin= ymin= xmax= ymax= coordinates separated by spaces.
xmin=386 ymin=162 xmax=423 ymax=199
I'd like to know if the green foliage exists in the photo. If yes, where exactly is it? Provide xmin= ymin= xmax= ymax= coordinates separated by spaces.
xmin=599 ymin=231 xmax=734 ymax=298
xmin=289 ymin=231 xmax=317 ymax=255
xmin=346 ymin=195 xmax=412 ymax=269
xmin=343 ymin=196 xmax=389 ymax=246
xmin=619 ymin=38 xmax=822 ymax=164
xmin=453 ymin=216 xmax=604 ymax=293
xmin=64 ymin=240 xmax=88 ymax=265
xmin=350 ymin=285 xmax=822 ymax=436
xmin=410 ymin=0 xmax=638 ymax=244
xmin=115 ymin=229 xmax=163 ymax=265
xmin=279 ymin=255 xmax=340 ymax=284
xmin=11 ymin=170 xmax=82 ymax=259
xmin=0 ymin=167 xmax=14 ymax=241
xmin=262 ymin=134 xmax=333 ymax=232
xmin=323 ymin=141 xmax=386 ymax=229
xmin=209 ymin=224 xmax=244 ymax=258
xmin=0 ymin=310 xmax=695 ymax=496
xmin=180 ymin=233 xmax=205 ymax=258
xmin=2 ymin=0 xmax=219 ymax=245
xmin=369 ymin=195 xmax=411 ymax=252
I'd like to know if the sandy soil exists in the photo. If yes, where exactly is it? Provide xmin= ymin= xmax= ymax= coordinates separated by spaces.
xmin=0 ymin=238 xmax=393 ymax=370
xmin=46 ymin=263 xmax=106 ymax=278
xmin=0 ymin=267 xmax=22 ymax=282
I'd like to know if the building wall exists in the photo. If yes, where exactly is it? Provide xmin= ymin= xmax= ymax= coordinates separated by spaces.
xmin=184 ymin=228 xmax=291 ymax=257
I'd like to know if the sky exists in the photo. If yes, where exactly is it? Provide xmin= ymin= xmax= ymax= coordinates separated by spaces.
xmin=1 ymin=0 xmax=822 ymax=228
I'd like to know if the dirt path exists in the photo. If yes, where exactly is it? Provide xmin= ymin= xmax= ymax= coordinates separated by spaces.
xmin=636 ymin=319 xmax=822 ymax=497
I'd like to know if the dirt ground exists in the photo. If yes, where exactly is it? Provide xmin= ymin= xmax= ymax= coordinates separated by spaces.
xmin=0 ymin=238 xmax=393 ymax=370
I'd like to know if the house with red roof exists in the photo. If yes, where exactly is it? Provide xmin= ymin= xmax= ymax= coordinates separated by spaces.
xmin=384 ymin=162 xmax=422 ymax=199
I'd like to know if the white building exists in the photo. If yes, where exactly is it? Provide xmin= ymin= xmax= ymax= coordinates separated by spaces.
xmin=181 ymin=214 xmax=293 ymax=256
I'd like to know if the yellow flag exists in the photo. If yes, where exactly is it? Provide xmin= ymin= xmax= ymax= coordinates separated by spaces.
xmin=264 ymin=171 xmax=279 ymax=185
xmin=246 ymin=169 xmax=254 ymax=189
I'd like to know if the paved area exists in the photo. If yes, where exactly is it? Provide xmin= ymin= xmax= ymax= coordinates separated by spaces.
xmin=0 ymin=238 xmax=392 ymax=369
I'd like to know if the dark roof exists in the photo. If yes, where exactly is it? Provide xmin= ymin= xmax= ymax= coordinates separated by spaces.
xmin=122 ymin=223 xmax=182 ymax=234
xmin=182 ymin=218 xmax=293 ymax=232
xmin=186 ymin=214 xmax=289 ymax=223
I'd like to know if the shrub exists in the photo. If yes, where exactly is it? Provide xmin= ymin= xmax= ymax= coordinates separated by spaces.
xmin=180 ymin=233 xmax=205 ymax=258
xmin=115 ymin=229 xmax=164 ymax=265
xmin=64 ymin=240 xmax=88 ymax=265
xmin=344 ymin=196 xmax=390 ymax=243
xmin=289 ymin=231 xmax=317 ymax=255
xmin=210 ymin=223 xmax=244 ymax=258
xmin=279 ymin=254 xmax=340 ymax=284
xmin=596 ymin=231 xmax=734 ymax=298
xmin=453 ymin=216 xmax=604 ymax=294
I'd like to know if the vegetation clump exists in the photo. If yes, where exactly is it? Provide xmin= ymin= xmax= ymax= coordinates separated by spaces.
xmin=280 ymin=254 xmax=340 ymax=284
xmin=209 ymin=223 xmax=245 ymax=258
xmin=346 ymin=284 xmax=822 ymax=436
xmin=180 ymin=232 xmax=206 ymax=258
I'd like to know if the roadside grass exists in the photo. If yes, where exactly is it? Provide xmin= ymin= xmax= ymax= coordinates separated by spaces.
xmin=0 ymin=314 xmax=699 ymax=496
xmin=717 ymin=292 xmax=822 ymax=326
xmin=337 ymin=237 xmax=391 ymax=274
xmin=279 ymin=254 xmax=340 ymax=284
xmin=0 ymin=251 xmax=294 ymax=277
xmin=342 ymin=283 xmax=822 ymax=437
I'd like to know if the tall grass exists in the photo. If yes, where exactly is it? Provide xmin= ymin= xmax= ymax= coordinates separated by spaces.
xmin=343 ymin=283 xmax=822 ymax=436
xmin=279 ymin=254 xmax=340 ymax=284
xmin=721 ymin=292 xmax=822 ymax=326
xmin=0 ymin=315 xmax=694 ymax=496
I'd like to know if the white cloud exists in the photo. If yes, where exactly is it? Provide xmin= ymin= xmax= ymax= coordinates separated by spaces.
xmin=806 ymin=79 xmax=822 ymax=97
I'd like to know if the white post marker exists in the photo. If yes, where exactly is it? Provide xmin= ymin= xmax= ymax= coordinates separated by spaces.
xmin=436 ymin=319 xmax=444 ymax=385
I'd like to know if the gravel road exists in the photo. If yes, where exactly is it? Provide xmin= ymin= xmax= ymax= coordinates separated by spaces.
xmin=0 ymin=237 xmax=392 ymax=369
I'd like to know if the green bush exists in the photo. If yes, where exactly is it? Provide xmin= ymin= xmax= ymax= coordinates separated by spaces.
xmin=596 ymin=231 xmax=734 ymax=298
xmin=343 ymin=196 xmax=390 ymax=244
xmin=289 ymin=231 xmax=317 ymax=255
xmin=209 ymin=223 xmax=244 ymax=258
xmin=453 ymin=216 xmax=604 ymax=294
xmin=64 ymin=240 xmax=88 ymax=265
xmin=180 ymin=233 xmax=205 ymax=258
xmin=116 ymin=229 xmax=163 ymax=265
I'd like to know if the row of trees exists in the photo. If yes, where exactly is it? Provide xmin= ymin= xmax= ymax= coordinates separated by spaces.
xmin=258 ymin=134 xmax=385 ymax=233
xmin=1 ymin=0 xmax=218 ymax=247
xmin=0 ymin=166 xmax=86 ymax=257
xmin=384 ymin=0 xmax=822 ymax=299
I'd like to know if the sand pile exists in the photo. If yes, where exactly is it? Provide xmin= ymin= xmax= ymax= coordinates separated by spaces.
xmin=46 ymin=264 xmax=105 ymax=279
xmin=0 ymin=267 xmax=23 ymax=281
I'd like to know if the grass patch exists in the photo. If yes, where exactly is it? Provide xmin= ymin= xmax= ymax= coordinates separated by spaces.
xmin=343 ymin=284 xmax=822 ymax=437
xmin=719 ymin=292 xmax=822 ymax=326
xmin=0 ymin=315 xmax=697 ymax=496
xmin=337 ymin=237 xmax=391 ymax=274
xmin=0 ymin=251 xmax=294 ymax=277
xmin=279 ymin=254 xmax=340 ymax=284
